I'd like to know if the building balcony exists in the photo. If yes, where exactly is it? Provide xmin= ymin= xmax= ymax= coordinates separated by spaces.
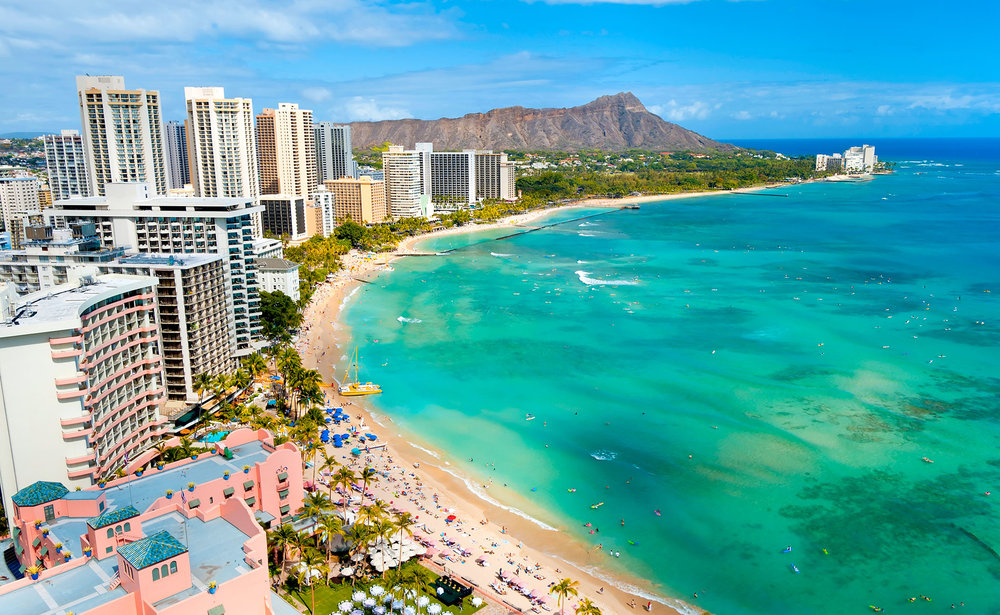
xmin=59 ymin=415 xmax=91 ymax=428
xmin=62 ymin=427 xmax=93 ymax=440
xmin=65 ymin=452 xmax=96 ymax=465
xmin=54 ymin=373 xmax=88 ymax=387
xmin=56 ymin=387 xmax=88 ymax=400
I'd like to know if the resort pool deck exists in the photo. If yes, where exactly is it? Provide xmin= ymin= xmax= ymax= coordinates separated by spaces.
xmin=101 ymin=441 xmax=270 ymax=511
xmin=1 ymin=557 xmax=123 ymax=615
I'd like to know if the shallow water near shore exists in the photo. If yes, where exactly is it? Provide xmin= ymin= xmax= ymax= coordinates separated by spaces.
xmin=343 ymin=154 xmax=1000 ymax=614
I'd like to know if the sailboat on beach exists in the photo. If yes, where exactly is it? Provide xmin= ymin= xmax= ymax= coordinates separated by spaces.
xmin=339 ymin=347 xmax=382 ymax=396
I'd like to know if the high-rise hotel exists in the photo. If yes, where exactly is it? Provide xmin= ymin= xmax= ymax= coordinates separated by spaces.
xmin=76 ymin=76 xmax=167 ymax=196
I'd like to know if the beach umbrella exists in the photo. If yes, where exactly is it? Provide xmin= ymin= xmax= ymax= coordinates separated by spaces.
xmin=428 ymin=605 xmax=442 ymax=615
xmin=364 ymin=598 xmax=377 ymax=608
xmin=436 ymin=587 xmax=444 ymax=595
xmin=446 ymin=515 xmax=457 ymax=521
xmin=374 ymin=608 xmax=386 ymax=615
xmin=352 ymin=590 xmax=367 ymax=602
xmin=340 ymin=566 xmax=354 ymax=576
xmin=392 ymin=599 xmax=405 ymax=610
xmin=351 ymin=610 xmax=364 ymax=615
xmin=404 ymin=607 xmax=416 ymax=615
xmin=417 ymin=596 xmax=430 ymax=608
xmin=471 ymin=597 xmax=483 ymax=608
xmin=338 ymin=601 xmax=353 ymax=612
xmin=370 ymin=585 xmax=385 ymax=597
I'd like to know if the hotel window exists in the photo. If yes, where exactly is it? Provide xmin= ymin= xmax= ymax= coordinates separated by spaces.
xmin=170 ymin=561 xmax=177 ymax=574
xmin=152 ymin=568 xmax=160 ymax=581
xmin=161 ymin=564 xmax=168 ymax=579
xmin=107 ymin=528 xmax=114 ymax=539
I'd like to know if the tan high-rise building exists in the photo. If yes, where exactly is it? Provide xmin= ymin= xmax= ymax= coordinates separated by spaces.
xmin=184 ymin=87 xmax=261 ymax=236
xmin=256 ymin=103 xmax=316 ymax=200
xmin=184 ymin=87 xmax=259 ymax=200
xmin=321 ymin=176 xmax=387 ymax=230
xmin=76 ymin=75 xmax=167 ymax=196
xmin=44 ymin=130 xmax=91 ymax=201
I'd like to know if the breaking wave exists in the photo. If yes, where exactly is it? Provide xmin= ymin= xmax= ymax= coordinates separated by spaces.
xmin=575 ymin=271 xmax=639 ymax=286
xmin=490 ymin=252 xmax=513 ymax=257
xmin=397 ymin=316 xmax=422 ymax=324
xmin=590 ymin=449 xmax=618 ymax=461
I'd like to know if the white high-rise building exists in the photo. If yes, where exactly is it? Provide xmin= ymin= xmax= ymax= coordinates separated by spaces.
xmin=257 ymin=103 xmax=316 ymax=200
xmin=0 ymin=273 xmax=167 ymax=496
xmin=164 ymin=120 xmax=190 ymax=190
xmin=76 ymin=75 xmax=167 ymax=196
xmin=44 ymin=130 xmax=91 ymax=201
xmin=314 ymin=122 xmax=357 ymax=181
xmin=185 ymin=87 xmax=260 ymax=235
xmin=184 ymin=87 xmax=258 ymax=200
xmin=843 ymin=144 xmax=877 ymax=173
xmin=49 ymin=183 xmax=263 ymax=353
xmin=0 ymin=177 xmax=41 ymax=232
xmin=428 ymin=150 xmax=475 ymax=212
xmin=382 ymin=145 xmax=431 ymax=219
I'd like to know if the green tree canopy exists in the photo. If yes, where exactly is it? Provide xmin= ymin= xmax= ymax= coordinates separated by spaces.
xmin=260 ymin=290 xmax=303 ymax=342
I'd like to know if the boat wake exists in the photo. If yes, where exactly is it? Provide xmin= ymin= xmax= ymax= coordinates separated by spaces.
xmin=490 ymin=252 xmax=513 ymax=257
xmin=591 ymin=449 xmax=618 ymax=461
xmin=575 ymin=271 xmax=639 ymax=286
xmin=397 ymin=316 xmax=422 ymax=324
xmin=578 ymin=232 xmax=601 ymax=237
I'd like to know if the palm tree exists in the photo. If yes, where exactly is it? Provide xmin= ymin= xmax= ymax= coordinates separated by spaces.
xmin=318 ymin=450 xmax=340 ymax=503
xmin=266 ymin=524 xmax=297 ymax=584
xmin=344 ymin=521 xmax=373 ymax=586
xmin=296 ymin=547 xmax=324 ymax=614
xmin=576 ymin=598 xmax=603 ymax=615
xmin=316 ymin=514 xmax=345 ymax=571
xmin=176 ymin=436 xmax=195 ymax=459
xmin=194 ymin=371 xmax=214 ymax=402
xmin=243 ymin=352 xmax=267 ymax=380
xmin=359 ymin=466 xmax=379 ymax=508
xmin=333 ymin=466 xmax=357 ymax=520
xmin=550 ymin=578 xmax=580 ymax=615
xmin=371 ymin=516 xmax=397 ymax=578
xmin=394 ymin=511 xmax=416 ymax=572
xmin=361 ymin=498 xmax=391 ymax=525
xmin=301 ymin=492 xmax=332 ymax=531
xmin=233 ymin=367 xmax=252 ymax=392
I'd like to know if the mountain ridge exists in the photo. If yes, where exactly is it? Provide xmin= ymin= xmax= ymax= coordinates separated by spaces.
xmin=349 ymin=93 xmax=733 ymax=152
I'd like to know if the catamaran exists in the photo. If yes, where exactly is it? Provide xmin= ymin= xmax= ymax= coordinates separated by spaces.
xmin=339 ymin=347 xmax=382 ymax=396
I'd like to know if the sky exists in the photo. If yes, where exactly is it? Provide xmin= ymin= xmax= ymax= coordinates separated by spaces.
xmin=1 ymin=0 xmax=998 ymax=140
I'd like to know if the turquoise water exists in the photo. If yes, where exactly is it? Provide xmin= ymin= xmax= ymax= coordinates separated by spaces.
xmin=199 ymin=431 xmax=230 ymax=443
xmin=344 ymin=155 xmax=1000 ymax=614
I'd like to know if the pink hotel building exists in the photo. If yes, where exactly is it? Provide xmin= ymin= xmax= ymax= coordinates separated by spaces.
xmin=1 ymin=428 xmax=305 ymax=615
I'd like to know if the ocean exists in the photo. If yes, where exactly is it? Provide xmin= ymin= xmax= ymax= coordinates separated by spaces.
xmin=343 ymin=139 xmax=1000 ymax=614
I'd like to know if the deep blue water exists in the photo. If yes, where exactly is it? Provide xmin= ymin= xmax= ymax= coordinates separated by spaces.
xmin=729 ymin=137 xmax=1000 ymax=162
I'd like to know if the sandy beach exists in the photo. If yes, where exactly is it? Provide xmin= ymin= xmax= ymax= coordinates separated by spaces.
xmin=292 ymin=190 xmax=748 ymax=614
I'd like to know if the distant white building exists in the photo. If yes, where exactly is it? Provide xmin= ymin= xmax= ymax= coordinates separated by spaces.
xmin=44 ymin=130 xmax=90 ymax=201
xmin=256 ymin=257 xmax=300 ymax=302
xmin=252 ymin=237 xmax=284 ymax=260
xmin=816 ymin=145 xmax=876 ymax=173
xmin=844 ymin=145 xmax=877 ymax=173
xmin=0 ymin=176 xmax=41 ymax=232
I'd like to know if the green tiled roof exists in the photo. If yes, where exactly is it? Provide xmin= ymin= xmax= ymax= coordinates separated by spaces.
xmin=87 ymin=505 xmax=140 ymax=529
xmin=12 ymin=481 xmax=68 ymax=507
xmin=117 ymin=530 xmax=187 ymax=570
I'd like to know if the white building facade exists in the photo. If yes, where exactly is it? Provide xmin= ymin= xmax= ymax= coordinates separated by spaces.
xmin=0 ymin=274 xmax=168 ymax=506
xmin=256 ymin=258 xmax=301 ymax=302
xmin=0 ymin=177 xmax=41 ymax=232
xmin=382 ymin=145 xmax=431 ymax=219
xmin=44 ymin=130 xmax=91 ymax=201
xmin=49 ymin=183 xmax=263 ymax=353
xmin=76 ymin=75 xmax=167 ymax=196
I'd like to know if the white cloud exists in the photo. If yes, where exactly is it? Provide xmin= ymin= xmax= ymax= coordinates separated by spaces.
xmin=302 ymin=87 xmax=333 ymax=103
xmin=341 ymin=97 xmax=411 ymax=122
xmin=649 ymin=100 xmax=712 ymax=121
xmin=732 ymin=110 xmax=752 ymax=120
xmin=0 ymin=1 xmax=460 ymax=47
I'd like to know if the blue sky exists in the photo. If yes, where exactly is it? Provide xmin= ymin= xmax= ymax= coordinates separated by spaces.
xmin=2 ymin=0 xmax=998 ymax=139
